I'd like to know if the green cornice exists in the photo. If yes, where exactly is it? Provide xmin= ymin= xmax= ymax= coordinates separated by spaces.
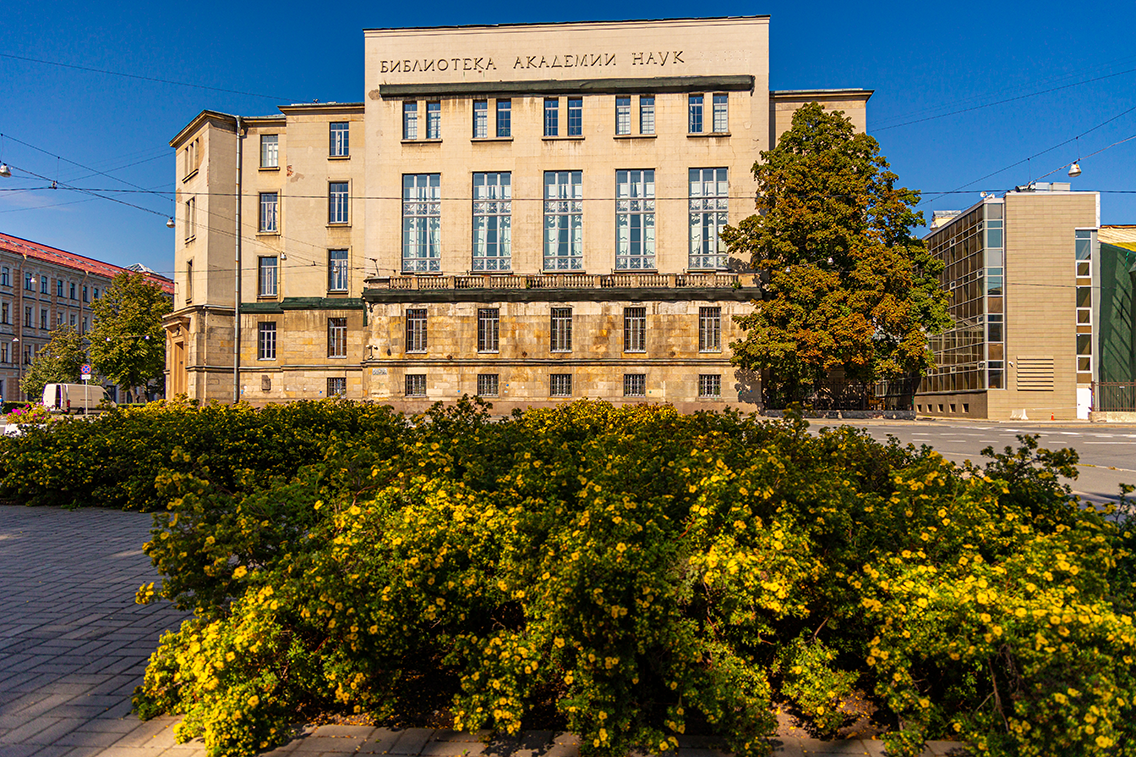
xmin=241 ymin=297 xmax=365 ymax=314
xmin=379 ymin=75 xmax=755 ymax=99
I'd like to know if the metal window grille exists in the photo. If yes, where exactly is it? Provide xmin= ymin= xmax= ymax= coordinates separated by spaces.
xmin=712 ymin=94 xmax=728 ymax=132
xmin=472 ymin=173 xmax=512 ymax=271
xmin=328 ymin=182 xmax=349 ymax=224
xmin=699 ymin=307 xmax=722 ymax=352
xmin=567 ymin=97 xmax=583 ymax=136
xmin=615 ymin=97 xmax=631 ymax=135
xmin=688 ymin=94 xmax=704 ymax=133
xmin=543 ymin=171 xmax=583 ymax=270
xmin=259 ymin=192 xmax=278 ymax=232
xmin=616 ymin=169 xmax=656 ymax=270
xmin=477 ymin=308 xmax=500 ymax=352
xmin=260 ymin=134 xmax=278 ymax=167
xmin=403 ymin=103 xmax=418 ymax=140
xmin=688 ymin=168 xmax=729 ymax=269
xmin=639 ymin=96 xmax=655 ymax=134
xmin=473 ymin=101 xmax=488 ymax=139
xmin=258 ymin=322 xmax=277 ymax=360
xmin=329 ymin=122 xmax=349 ymax=156
xmin=624 ymin=307 xmax=646 ymax=352
xmin=327 ymin=249 xmax=349 ymax=291
xmin=550 ymin=308 xmax=573 ymax=352
xmin=624 ymin=374 xmax=646 ymax=397
xmin=496 ymin=100 xmax=511 ymax=137
xmin=258 ymin=257 xmax=278 ymax=297
xmin=698 ymin=374 xmax=721 ymax=398
xmin=477 ymin=373 xmax=499 ymax=397
xmin=550 ymin=373 xmax=572 ymax=397
xmin=405 ymin=309 xmax=428 ymax=353
xmin=426 ymin=102 xmax=440 ymax=139
xmin=327 ymin=317 xmax=347 ymax=358
xmin=402 ymin=174 xmax=441 ymax=272
xmin=544 ymin=98 xmax=559 ymax=136
xmin=328 ymin=377 xmax=347 ymax=397
xmin=405 ymin=374 xmax=427 ymax=397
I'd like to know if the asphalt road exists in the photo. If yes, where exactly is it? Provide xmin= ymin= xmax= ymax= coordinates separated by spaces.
xmin=809 ymin=419 xmax=1136 ymax=513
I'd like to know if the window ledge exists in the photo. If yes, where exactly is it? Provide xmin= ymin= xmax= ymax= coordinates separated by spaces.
xmin=257 ymin=358 xmax=277 ymax=362
xmin=472 ymin=136 xmax=513 ymax=143
xmin=328 ymin=155 xmax=351 ymax=160
xmin=326 ymin=291 xmax=350 ymax=296
xmin=182 ymin=169 xmax=198 ymax=183
xmin=542 ymin=136 xmax=584 ymax=142
xmin=688 ymin=132 xmax=731 ymax=138
xmin=257 ymin=295 xmax=279 ymax=301
xmin=614 ymin=134 xmax=657 ymax=140
xmin=402 ymin=139 xmax=442 ymax=145
xmin=326 ymin=224 xmax=351 ymax=229
xmin=259 ymin=166 xmax=280 ymax=172
xmin=184 ymin=236 xmax=196 ymax=244
xmin=257 ymin=231 xmax=280 ymax=237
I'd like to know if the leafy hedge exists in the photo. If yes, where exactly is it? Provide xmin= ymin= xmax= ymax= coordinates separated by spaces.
xmin=4 ymin=399 xmax=1133 ymax=757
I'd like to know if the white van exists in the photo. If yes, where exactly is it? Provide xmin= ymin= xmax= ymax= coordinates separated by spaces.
xmin=42 ymin=383 xmax=116 ymax=414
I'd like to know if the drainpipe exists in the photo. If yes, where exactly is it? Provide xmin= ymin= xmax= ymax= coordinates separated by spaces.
xmin=233 ymin=116 xmax=243 ymax=404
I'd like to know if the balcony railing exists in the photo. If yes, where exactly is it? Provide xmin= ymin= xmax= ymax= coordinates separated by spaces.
xmin=366 ymin=272 xmax=755 ymax=291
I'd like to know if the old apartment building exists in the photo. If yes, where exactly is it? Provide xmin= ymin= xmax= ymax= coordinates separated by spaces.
xmin=165 ymin=16 xmax=871 ymax=411
xmin=916 ymin=183 xmax=1100 ymax=420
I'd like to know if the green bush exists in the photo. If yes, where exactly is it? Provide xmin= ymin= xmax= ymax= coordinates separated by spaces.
xmin=120 ymin=400 xmax=1135 ymax=757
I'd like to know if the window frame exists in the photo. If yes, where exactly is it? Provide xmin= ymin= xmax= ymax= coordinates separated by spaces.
xmin=639 ymin=95 xmax=655 ymax=135
xmin=688 ymin=94 xmax=704 ymax=134
xmin=550 ymin=307 xmax=573 ymax=353
xmin=402 ymin=173 xmax=442 ymax=273
xmin=550 ymin=373 xmax=572 ymax=398
xmin=257 ymin=321 xmax=277 ymax=360
xmin=624 ymin=373 xmax=646 ymax=397
xmin=403 ymin=102 xmax=418 ymax=140
xmin=544 ymin=98 xmax=559 ymax=137
xmin=698 ymin=374 xmax=722 ymax=399
xmin=328 ymin=181 xmax=349 ymax=225
xmin=327 ymin=377 xmax=347 ymax=397
xmin=405 ymin=308 xmax=428 ymax=353
xmin=477 ymin=308 xmax=500 ymax=353
xmin=426 ymin=101 xmax=441 ymax=139
xmin=712 ymin=93 xmax=729 ymax=133
xmin=543 ymin=171 xmax=583 ymax=271
xmin=405 ymin=374 xmax=427 ymax=397
xmin=472 ymin=172 xmax=512 ymax=272
xmin=615 ymin=169 xmax=656 ymax=270
xmin=689 ymin=168 xmax=730 ymax=270
xmin=615 ymin=96 xmax=631 ymax=136
xmin=623 ymin=306 xmax=646 ymax=353
xmin=260 ymin=134 xmax=279 ymax=168
xmin=567 ymin=97 xmax=583 ymax=136
xmin=699 ymin=307 xmax=722 ymax=352
xmin=327 ymin=317 xmax=348 ymax=358
xmin=329 ymin=122 xmax=350 ymax=157
xmin=259 ymin=192 xmax=279 ymax=233
xmin=496 ymin=99 xmax=511 ymax=138
xmin=476 ymin=373 xmax=499 ymax=397
xmin=327 ymin=249 xmax=349 ymax=292
xmin=472 ymin=100 xmax=489 ymax=139
xmin=257 ymin=256 xmax=279 ymax=298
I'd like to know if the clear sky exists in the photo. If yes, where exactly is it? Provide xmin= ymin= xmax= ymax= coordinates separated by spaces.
xmin=1 ymin=1 xmax=1134 ymax=276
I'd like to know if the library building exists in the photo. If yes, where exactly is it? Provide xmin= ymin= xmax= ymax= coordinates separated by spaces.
xmin=165 ymin=16 xmax=871 ymax=412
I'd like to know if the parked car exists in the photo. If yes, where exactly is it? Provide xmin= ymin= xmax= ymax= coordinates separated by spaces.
xmin=42 ymin=384 xmax=116 ymax=414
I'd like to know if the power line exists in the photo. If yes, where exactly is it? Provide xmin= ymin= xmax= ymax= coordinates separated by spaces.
xmin=0 ymin=52 xmax=296 ymax=102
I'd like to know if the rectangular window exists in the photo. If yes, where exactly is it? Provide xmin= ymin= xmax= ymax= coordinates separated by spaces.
xmin=472 ymin=172 xmax=512 ymax=272
xmin=550 ymin=374 xmax=572 ymax=397
xmin=260 ymin=134 xmax=279 ymax=168
xmin=639 ymin=96 xmax=655 ymax=135
xmin=328 ymin=182 xmax=349 ymax=224
xmin=544 ymin=98 xmax=559 ymax=137
xmin=615 ymin=97 xmax=631 ymax=135
xmin=616 ymin=169 xmax=656 ymax=270
xmin=70 ymin=283 xmax=76 ymax=299
xmin=93 ymin=287 xmax=99 ymax=300
xmin=1 ymin=344 xmax=7 ymax=363
xmin=567 ymin=97 xmax=583 ymax=136
xmin=257 ymin=322 xmax=277 ymax=360
xmin=329 ymin=122 xmax=349 ymax=156
xmin=184 ymin=197 xmax=196 ymax=240
xmin=689 ymin=94 xmax=704 ymax=133
xmin=259 ymin=192 xmax=278 ymax=233
xmin=403 ymin=102 xmax=418 ymax=140
xmin=24 ymin=273 xmax=32 ymax=291
xmin=83 ymin=286 xmax=88 ymax=302
xmin=476 ymin=373 xmax=499 ymax=397
xmin=426 ymin=102 xmax=441 ymax=139
xmin=328 ymin=377 xmax=347 ymax=397
xmin=699 ymin=307 xmax=722 ymax=352
xmin=689 ymin=168 xmax=729 ymax=269
xmin=70 ymin=313 xmax=76 ymax=326
xmin=185 ymin=261 xmax=192 ymax=303
xmin=40 ymin=309 xmax=48 ymax=330
xmin=1 ymin=303 xmax=7 ymax=324
xmin=55 ymin=278 xmax=63 ymax=297
xmin=624 ymin=374 xmax=646 ymax=397
xmin=712 ymin=94 xmax=729 ymax=132
xmin=24 ymin=307 xmax=31 ymax=327
xmin=543 ymin=171 xmax=583 ymax=270
xmin=698 ymin=374 xmax=721 ymax=399
xmin=0 ymin=267 xmax=8 ymax=287
xmin=550 ymin=307 xmax=572 ymax=352
xmin=477 ymin=308 xmax=499 ymax=352
xmin=473 ymin=100 xmax=488 ymax=139
xmin=42 ymin=278 xmax=49 ymax=295
xmin=624 ymin=307 xmax=646 ymax=352
xmin=327 ymin=249 xmax=349 ymax=292
xmin=405 ymin=308 xmax=427 ymax=353
xmin=258 ymin=256 xmax=278 ymax=297
xmin=327 ymin=317 xmax=347 ymax=358
xmin=402 ymin=174 xmax=442 ymax=273
xmin=496 ymin=99 xmax=511 ymax=137
xmin=405 ymin=374 xmax=427 ymax=397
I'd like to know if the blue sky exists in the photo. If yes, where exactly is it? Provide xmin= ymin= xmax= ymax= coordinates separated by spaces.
xmin=1 ymin=1 xmax=1134 ymax=275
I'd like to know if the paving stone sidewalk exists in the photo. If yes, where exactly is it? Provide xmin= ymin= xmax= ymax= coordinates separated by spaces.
xmin=0 ymin=505 xmax=966 ymax=757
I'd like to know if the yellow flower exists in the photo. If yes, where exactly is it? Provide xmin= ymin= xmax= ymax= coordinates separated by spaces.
xmin=247 ymin=695 xmax=259 ymax=707
xmin=233 ymin=566 xmax=248 ymax=579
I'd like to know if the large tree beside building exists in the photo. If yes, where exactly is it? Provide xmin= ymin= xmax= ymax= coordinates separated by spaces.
xmin=19 ymin=326 xmax=89 ymax=402
xmin=722 ymin=103 xmax=951 ymax=406
xmin=88 ymin=273 xmax=172 ymax=395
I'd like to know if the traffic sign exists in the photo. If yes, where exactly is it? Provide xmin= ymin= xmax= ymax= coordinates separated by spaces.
xmin=81 ymin=364 xmax=91 ymax=382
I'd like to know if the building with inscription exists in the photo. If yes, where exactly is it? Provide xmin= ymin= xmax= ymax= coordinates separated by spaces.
xmin=915 ymin=183 xmax=1100 ymax=420
xmin=165 ymin=16 xmax=871 ymax=411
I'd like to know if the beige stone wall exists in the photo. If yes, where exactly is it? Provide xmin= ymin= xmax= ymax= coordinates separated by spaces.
xmin=769 ymin=91 xmax=871 ymax=147
xmin=239 ymin=308 xmax=366 ymax=401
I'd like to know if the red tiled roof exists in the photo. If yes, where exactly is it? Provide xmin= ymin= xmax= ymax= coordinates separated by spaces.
xmin=0 ymin=233 xmax=174 ymax=294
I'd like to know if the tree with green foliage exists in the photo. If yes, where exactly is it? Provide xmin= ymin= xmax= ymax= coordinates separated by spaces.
xmin=721 ymin=102 xmax=951 ymax=406
xmin=88 ymin=272 xmax=172 ymax=395
xmin=19 ymin=326 xmax=89 ymax=401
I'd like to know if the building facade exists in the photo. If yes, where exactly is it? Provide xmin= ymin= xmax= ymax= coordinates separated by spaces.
xmin=916 ymin=183 xmax=1100 ymax=420
xmin=0 ymin=233 xmax=174 ymax=403
xmin=165 ymin=16 xmax=871 ymax=412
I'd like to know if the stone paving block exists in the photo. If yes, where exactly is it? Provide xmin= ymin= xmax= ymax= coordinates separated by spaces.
xmin=0 ymin=745 xmax=43 ymax=757
xmin=16 ymin=716 xmax=87 ymax=745
xmin=293 ymin=735 xmax=371 ymax=753
xmin=77 ymin=717 xmax=141 ymax=734
xmin=357 ymin=727 xmax=403 ymax=754
xmin=551 ymin=732 xmax=580 ymax=746
xmin=112 ymin=716 xmax=178 ymax=747
xmin=421 ymin=741 xmax=488 ymax=757
xmin=796 ymin=739 xmax=872 ymax=755
xmin=432 ymin=729 xmax=488 ymax=743
xmin=389 ymin=728 xmax=439 ymax=755
xmin=53 ymin=726 xmax=127 ymax=747
xmin=860 ymin=740 xmax=887 ymax=757
xmin=312 ymin=724 xmax=377 ymax=739
xmin=0 ymin=715 xmax=64 ymax=744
